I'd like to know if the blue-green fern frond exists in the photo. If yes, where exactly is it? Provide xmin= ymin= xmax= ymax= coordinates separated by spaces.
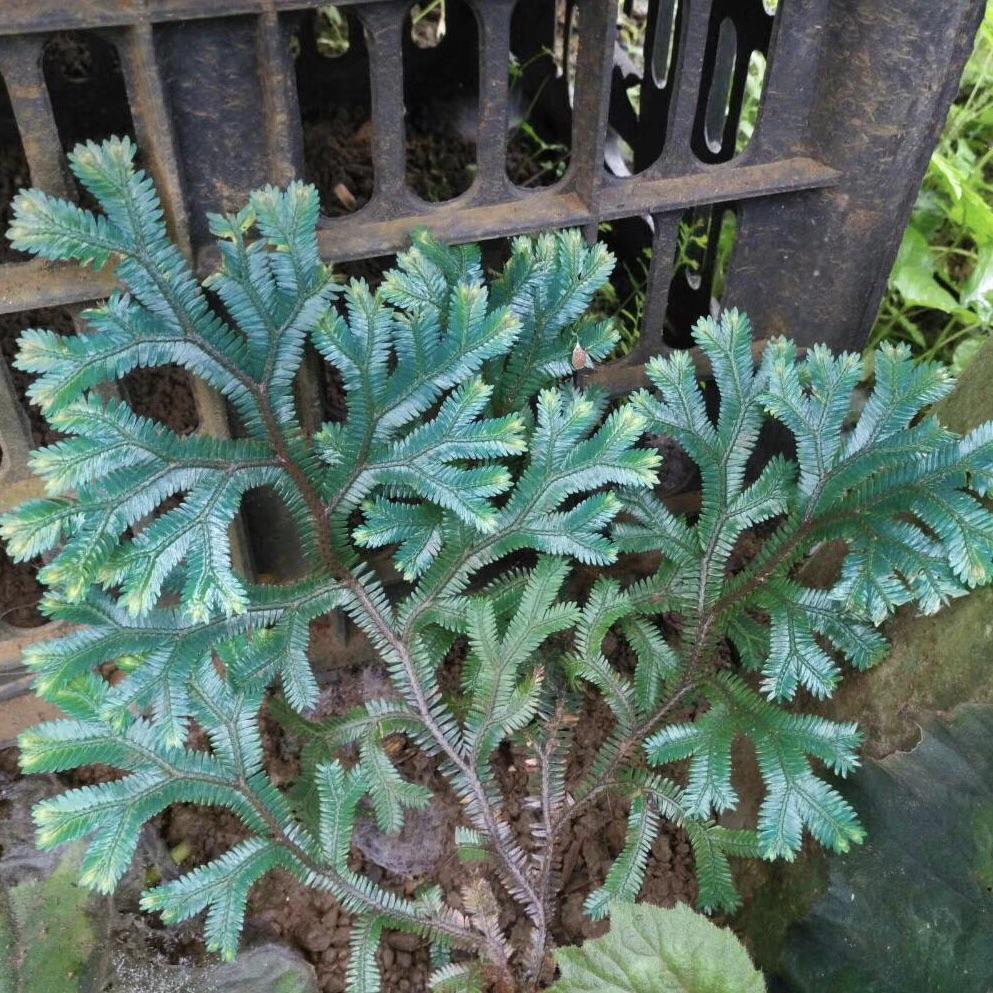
xmin=7 ymin=135 xmax=993 ymax=985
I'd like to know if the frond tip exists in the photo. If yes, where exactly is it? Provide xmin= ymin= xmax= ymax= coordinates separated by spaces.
xmin=6 ymin=135 xmax=993 ymax=990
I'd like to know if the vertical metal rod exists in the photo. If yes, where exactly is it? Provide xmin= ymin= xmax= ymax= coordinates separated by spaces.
xmin=651 ymin=0 xmax=716 ymax=174
xmin=567 ymin=0 xmax=619 ymax=235
xmin=0 ymin=35 xmax=73 ymax=199
xmin=470 ymin=0 xmax=514 ymax=202
xmin=635 ymin=210 xmax=683 ymax=360
xmin=256 ymin=5 xmax=305 ymax=186
xmin=740 ymin=0 xmax=829 ymax=160
xmin=0 ymin=354 xmax=34 ymax=486
xmin=117 ymin=23 xmax=192 ymax=250
xmin=359 ymin=1 xmax=409 ymax=213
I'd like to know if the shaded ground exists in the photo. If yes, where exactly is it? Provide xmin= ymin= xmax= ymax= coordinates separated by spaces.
xmin=0 ymin=623 xmax=699 ymax=993
xmin=160 ymin=635 xmax=698 ymax=993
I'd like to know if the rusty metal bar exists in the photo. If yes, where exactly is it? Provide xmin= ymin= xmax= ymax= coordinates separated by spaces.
xmin=741 ymin=0 xmax=829 ymax=162
xmin=0 ymin=354 xmax=33 ymax=486
xmin=0 ymin=260 xmax=116 ymax=315
xmin=634 ymin=210 xmax=684 ymax=361
xmin=0 ymin=155 xmax=839 ymax=315
xmin=0 ymin=35 xmax=73 ymax=198
xmin=307 ymin=155 xmax=837 ymax=263
xmin=469 ymin=0 xmax=514 ymax=202
xmin=154 ymin=14 xmax=272 ymax=243
xmin=117 ymin=22 xmax=193 ymax=250
xmin=725 ymin=0 xmax=987 ymax=352
xmin=256 ymin=5 xmax=305 ymax=184
xmin=569 ymin=0 xmax=619 ymax=219
xmin=359 ymin=1 xmax=408 ymax=213
xmin=652 ymin=0 xmax=716 ymax=174
xmin=0 ymin=0 xmax=393 ymax=36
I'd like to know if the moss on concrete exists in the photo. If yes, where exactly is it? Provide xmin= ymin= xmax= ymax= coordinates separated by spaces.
xmin=2 ymin=843 xmax=99 ymax=993
xmin=0 ymin=888 xmax=15 ymax=993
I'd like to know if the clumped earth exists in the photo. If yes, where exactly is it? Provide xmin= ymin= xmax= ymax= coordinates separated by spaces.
xmin=0 ymin=623 xmax=699 ymax=993
xmin=137 ymin=649 xmax=699 ymax=992
xmin=0 ymin=548 xmax=45 ymax=629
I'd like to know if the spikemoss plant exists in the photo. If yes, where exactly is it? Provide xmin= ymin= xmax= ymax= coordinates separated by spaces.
xmin=4 ymin=137 xmax=993 ymax=992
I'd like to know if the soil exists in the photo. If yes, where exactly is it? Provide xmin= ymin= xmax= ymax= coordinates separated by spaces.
xmin=300 ymin=101 xmax=566 ymax=216
xmin=0 ymin=546 xmax=45 ymax=629
xmin=302 ymin=108 xmax=375 ymax=218
xmin=122 ymin=365 xmax=199 ymax=435
xmin=0 ymin=305 xmax=76 ymax=452
xmin=159 ymin=645 xmax=698 ymax=993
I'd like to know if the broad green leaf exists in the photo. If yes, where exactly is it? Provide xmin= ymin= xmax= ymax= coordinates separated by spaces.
xmin=890 ymin=226 xmax=962 ymax=316
xmin=549 ymin=902 xmax=765 ymax=993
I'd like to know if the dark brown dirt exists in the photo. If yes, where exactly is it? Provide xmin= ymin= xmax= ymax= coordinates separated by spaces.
xmin=158 ymin=638 xmax=698 ymax=993
xmin=298 ymin=91 xmax=568 ymax=217
xmin=0 ymin=546 xmax=46 ymax=629
xmin=303 ymin=109 xmax=375 ymax=218
xmin=405 ymin=121 xmax=476 ymax=203
xmin=122 ymin=365 xmax=199 ymax=435
xmin=0 ymin=305 xmax=76 ymax=452
xmin=301 ymin=103 xmax=478 ymax=210
xmin=0 ymin=745 xmax=20 ymax=780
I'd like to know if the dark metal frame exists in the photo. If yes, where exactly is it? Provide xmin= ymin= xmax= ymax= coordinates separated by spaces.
xmin=0 ymin=0 xmax=984 ymax=692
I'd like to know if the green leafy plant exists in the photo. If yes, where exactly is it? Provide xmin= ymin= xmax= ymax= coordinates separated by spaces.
xmin=5 ymin=137 xmax=993 ymax=993
xmin=548 ymin=902 xmax=764 ymax=993
xmin=872 ymin=1 xmax=993 ymax=371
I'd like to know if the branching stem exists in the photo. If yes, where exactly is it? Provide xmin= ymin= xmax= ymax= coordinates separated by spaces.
xmin=251 ymin=366 xmax=549 ymax=955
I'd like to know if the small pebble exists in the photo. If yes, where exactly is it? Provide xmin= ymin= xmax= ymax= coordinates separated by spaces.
xmin=301 ymin=924 xmax=332 ymax=953
xmin=386 ymin=931 xmax=421 ymax=952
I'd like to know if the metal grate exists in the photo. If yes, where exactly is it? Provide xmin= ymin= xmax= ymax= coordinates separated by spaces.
xmin=0 ymin=0 xmax=984 ymax=699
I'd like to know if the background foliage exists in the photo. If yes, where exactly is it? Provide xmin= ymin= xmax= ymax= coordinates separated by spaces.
xmin=871 ymin=0 xmax=993 ymax=372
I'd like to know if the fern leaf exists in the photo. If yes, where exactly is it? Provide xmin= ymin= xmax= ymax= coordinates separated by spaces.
xmin=429 ymin=963 xmax=483 ymax=992
xmin=684 ymin=821 xmax=759 ymax=913
xmin=315 ymin=761 xmax=368 ymax=869
xmin=359 ymin=740 xmax=432 ymax=834
xmin=141 ymin=838 xmax=292 ymax=960
xmin=584 ymin=796 xmax=659 ymax=920
xmin=346 ymin=915 xmax=385 ymax=993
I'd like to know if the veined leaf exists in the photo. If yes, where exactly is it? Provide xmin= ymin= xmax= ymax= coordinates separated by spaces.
xmin=549 ymin=902 xmax=765 ymax=993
